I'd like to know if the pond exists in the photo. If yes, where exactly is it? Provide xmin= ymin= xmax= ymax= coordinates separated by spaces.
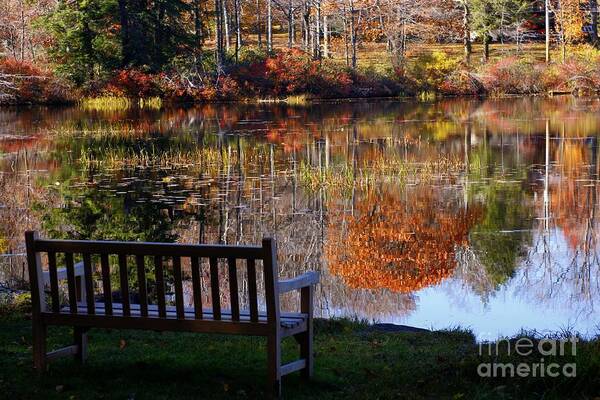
xmin=1 ymin=97 xmax=600 ymax=340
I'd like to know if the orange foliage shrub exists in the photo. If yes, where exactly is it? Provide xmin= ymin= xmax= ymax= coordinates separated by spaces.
xmin=327 ymin=189 xmax=483 ymax=293
xmin=480 ymin=57 xmax=546 ymax=95
xmin=104 ymin=69 xmax=160 ymax=98
xmin=0 ymin=59 xmax=73 ymax=104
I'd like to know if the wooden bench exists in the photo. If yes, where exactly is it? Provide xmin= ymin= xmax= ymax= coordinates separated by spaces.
xmin=25 ymin=231 xmax=319 ymax=396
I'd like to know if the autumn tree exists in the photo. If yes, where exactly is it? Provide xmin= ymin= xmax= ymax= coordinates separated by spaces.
xmin=470 ymin=0 xmax=532 ymax=61
xmin=551 ymin=0 xmax=586 ymax=61
xmin=0 ymin=0 xmax=55 ymax=62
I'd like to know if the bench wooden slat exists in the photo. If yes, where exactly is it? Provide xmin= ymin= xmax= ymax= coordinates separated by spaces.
xmin=281 ymin=359 xmax=307 ymax=376
xmin=100 ymin=254 xmax=112 ymax=315
xmin=247 ymin=258 xmax=259 ymax=323
xmin=61 ymin=303 xmax=307 ymax=326
xmin=42 ymin=313 xmax=272 ymax=336
xmin=173 ymin=257 xmax=184 ymax=320
xmin=262 ymin=239 xmax=279 ymax=323
xmin=118 ymin=254 xmax=130 ymax=317
xmin=209 ymin=257 xmax=221 ymax=320
xmin=82 ymin=254 xmax=95 ymax=315
xmin=191 ymin=257 xmax=202 ymax=319
xmin=228 ymin=258 xmax=240 ymax=322
xmin=48 ymin=252 xmax=60 ymax=313
xmin=65 ymin=253 xmax=77 ymax=314
xmin=154 ymin=256 xmax=166 ymax=318
xmin=34 ymin=239 xmax=264 ymax=259
xmin=136 ymin=255 xmax=148 ymax=317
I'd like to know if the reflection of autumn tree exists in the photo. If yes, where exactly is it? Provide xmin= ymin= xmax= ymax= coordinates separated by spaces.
xmin=551 ymin=141 xmax=595 ymax=250
xmin=327 ymin=188 xmax=483 ymax=293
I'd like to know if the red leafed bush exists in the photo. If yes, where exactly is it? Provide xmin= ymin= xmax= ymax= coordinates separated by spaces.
xmin=0 ymin=59 xmax=73 ymax=104
xmin=231 ymin=62 xmax=271 ymax=96
xmin=217 ymin=75 xmax=241 ymax=99
xmin=480 ymin=57 xmax=546 ymax=95
xmin=313 ymin=63 xmax=354 ymax=97
xmin=264 ymin=49 xmax=318 ymax=95
xmin=545 ymin=58 xmax=600 ymax=94
xmin=441 ymin=69 xmax=485 ymax=96
xmin=104 ymin=69 xmax=161 ymax=98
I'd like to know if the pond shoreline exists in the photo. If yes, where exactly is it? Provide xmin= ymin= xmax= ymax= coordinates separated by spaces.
xmin=0 ymin=91 xmax=581 ymax=109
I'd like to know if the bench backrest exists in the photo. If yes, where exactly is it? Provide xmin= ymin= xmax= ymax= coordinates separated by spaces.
xmin=25 ymin=231 xmax=280 ymax=327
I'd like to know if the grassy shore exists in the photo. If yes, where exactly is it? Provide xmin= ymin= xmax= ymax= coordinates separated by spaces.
xmin=1 ymin=313 xmax=598 ymax=399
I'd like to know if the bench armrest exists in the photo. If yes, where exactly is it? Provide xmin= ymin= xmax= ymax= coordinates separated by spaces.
xmin=278 ymin=271 xmax=320 ymax=294
xmin=42 ymin=261 xmax=85 ymax=286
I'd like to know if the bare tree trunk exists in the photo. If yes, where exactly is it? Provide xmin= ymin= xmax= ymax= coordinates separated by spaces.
xmin=343 ymin=11 xmax=349 ymax=67
xmin=215 ymin=0 xmax=225 ymax=68
xmin=483 ymin=34 xmax=490 ymax=62
xmin=350 ymin=0 xmax=357 ymax=69
xmin=19 ymin=0 xmax=25 ymax=62
xmin=462 ymin=2 xmax=472 ymax=63
xmin=315 ymin=0 xmax=321 ymax=59
xmin=303 ymin=2 xmax=310 ymax=51
xmin=591 ymin=0 xmax=599 ymax=46
xmin=287 ymin=1 xmax=294 ymax=48
xmin=309 ymin=14 xmax=314 ymax=53
xmin=291 ymin=10 xmax=296 ymax=44
xmin=235 ymin=0 xmax=241 ymax=61
xmin=545 ymin=0 xmax=550 ymax=63
xmin=194 ymin=0 xmax=203 ymax=51
xmin=323 ymin=15 xmax=329 ymax=58
xmin=267 ymin=0 xmax=273 ymax=51
xmin=256 ymin=0 xmax=262 ymax=48
xmin=224 ymin=0 xmax=231 ymax=52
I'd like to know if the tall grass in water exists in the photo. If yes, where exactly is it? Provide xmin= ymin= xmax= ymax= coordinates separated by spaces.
xmin=299 ymin=155 xmax=465 ymax=194
xmin=80 ymin=96 xmax=162 ymax=111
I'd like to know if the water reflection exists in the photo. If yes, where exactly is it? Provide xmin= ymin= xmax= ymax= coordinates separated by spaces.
xmin=2 ymin=97 xmax=600 ymax=338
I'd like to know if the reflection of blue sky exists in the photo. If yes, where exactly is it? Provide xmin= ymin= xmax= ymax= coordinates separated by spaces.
xmin=394 ymin=228 xmax=600 ymax=340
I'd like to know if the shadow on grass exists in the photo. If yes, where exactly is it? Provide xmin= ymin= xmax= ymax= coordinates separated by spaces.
xmin=1 ymin=314 xmax=599 ymax=399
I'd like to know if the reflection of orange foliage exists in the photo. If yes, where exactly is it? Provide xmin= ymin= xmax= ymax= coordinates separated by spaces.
xmin=550 ymin=142 xmax=596 ymax=250
xmin=0 ymin=136 xmax=38 ymax=153
xmin=327 ymin=189 xmax=483 ymax=293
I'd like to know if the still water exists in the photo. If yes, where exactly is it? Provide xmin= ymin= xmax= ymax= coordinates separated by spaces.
xmin=1 ymin=97 xmax=600 ymax=339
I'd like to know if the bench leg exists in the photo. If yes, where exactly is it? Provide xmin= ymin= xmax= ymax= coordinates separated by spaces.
xmin=295 ymin=331 xmax=313 ymax=380
xmin=267 ymin=334 xmax=281 ymax=398
xmin=32 ymin=320 xmax=47 ymax=372
xmin=74 ymin=327 xmax=89 ymax=363
xmin=300 ymin=285 xmax=314 ymax=379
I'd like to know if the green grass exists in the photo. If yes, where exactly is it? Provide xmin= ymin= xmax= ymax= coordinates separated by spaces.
xmin=1 ymin=313 xmax=599 ymax=399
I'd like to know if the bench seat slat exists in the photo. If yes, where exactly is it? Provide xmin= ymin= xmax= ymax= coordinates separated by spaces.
xmin=59 ymin=303 xmax=307 ymax=329
xmin=42 ymin=313 xmax=272 ymax=336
